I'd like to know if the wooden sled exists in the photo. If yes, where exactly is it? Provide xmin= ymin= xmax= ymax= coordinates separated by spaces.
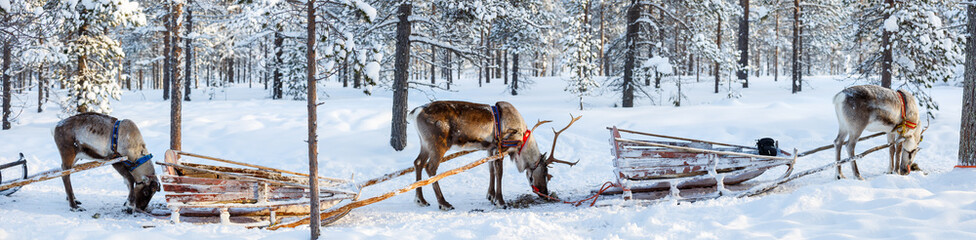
xmin=157 ymin=150 xmax=359 ymax=227
xmin=607 ymin=126 xmax=796 ymax=200
xmin=0 ymin=154 xmax=29 ymax=196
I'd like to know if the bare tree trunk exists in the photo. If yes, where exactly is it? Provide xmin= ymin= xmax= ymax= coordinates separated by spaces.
xmin=791 ymin=0 xmax=800 ymax=94
xmin=445 ymin=50 xmax=452 ymax=90
xmin=38 ymin=64 xmax=45 ymax=113
xmin=622 ymin=1 xmax=639 ymax=108
xmin=511 ymin=53 xmax=519 ymax=96
xmin=600 ymin=1 xmax=608 ymax=76
xmin=306 ymin=0 xmax=321 ymax=237
xmin=737 ymin=0 xmax=749 ymax=88
xmin=273 ymin=30 xmax=283 ymax=99
xmin=184 ymin=1 xmax=193 ymax=101
xmin=503 ymin=51 xmax=508 ymax=85
xmin=170 ymin=2 xmax=184 ymax=152
xmin=774 ymin=8 xmax=779 ymax=82
xmin=391 ymin=3 xmax=412 ymax=151
xmin=163 ymin=12 xmax=171 ymax=100
xmin=960 ymin=4 xmax=976 ymax=167
xmin=715 ymin=16 xmax=722 ymax=94
xmin=2 ymin=39 xmax=10 ymax=129
xmin=881 ymin=0 xmax=894 ymax=88
xmin=430 ymin=46 xmax=436 ymax=84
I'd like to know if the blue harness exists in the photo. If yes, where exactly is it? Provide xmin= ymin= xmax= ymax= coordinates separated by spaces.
xmin=490 ymin=105 xmax=522 ymax=149
xmin=111 ymin=120 xmax=152 ymax=171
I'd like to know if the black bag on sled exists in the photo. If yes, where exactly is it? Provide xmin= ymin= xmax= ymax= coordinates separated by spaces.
xmin=757 ymin=138 xmax=778 ymax=156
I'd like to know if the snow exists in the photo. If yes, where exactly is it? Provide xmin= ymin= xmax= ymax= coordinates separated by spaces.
xmin=0 ymin=0 xmax=9 ymax=13
xmin=644 ymin=56 xmax=674 ymax=75
xmin=352 ymin=0 xmax=376 ymax=22
xmin=364 ymin=61 xmax=379 ymax=81
xmin=884 ymin=15 xmax=899 ymax=32
xmin=1 ymin=75 xmax=974 ymax=239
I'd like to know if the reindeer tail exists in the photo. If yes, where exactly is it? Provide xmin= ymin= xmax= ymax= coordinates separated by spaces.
xmin=408 ymin=103 xmax=429 ymax=124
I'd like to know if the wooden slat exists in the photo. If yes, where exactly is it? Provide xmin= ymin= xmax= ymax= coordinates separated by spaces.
xmin=609 ymin=127 xmax=757 ymax=150
xmin=163 ymin=183 xmax=254 ymax=193
xmin=161 ymin=175 xmax=250 ymax=186
xmin=156 ymin=161 xmax=358 ymax=196
xmin=615 ymin=138 xmax=794 ymax=161
xmin=174 ymin=150 xmax=351 ymax=183
xmin=166 ymin=193 xmax=253 ymax=204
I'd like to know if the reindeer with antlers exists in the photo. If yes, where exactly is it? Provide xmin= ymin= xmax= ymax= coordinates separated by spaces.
xmin=833 ymin=85 xmax=928 ymax=180
xmin=409 ymin=101 xmax=579 ymax=210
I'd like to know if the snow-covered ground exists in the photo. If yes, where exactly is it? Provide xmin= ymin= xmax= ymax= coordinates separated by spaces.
xmin=1 ymin=75 xmax=974 ymax=239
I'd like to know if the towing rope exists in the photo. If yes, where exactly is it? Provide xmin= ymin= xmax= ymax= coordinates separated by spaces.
xmin=531 ymin=181 xmax=616 ymax=207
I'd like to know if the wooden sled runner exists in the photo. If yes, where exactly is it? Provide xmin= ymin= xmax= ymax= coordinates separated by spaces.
xmin=607 ymin=127 xmax=796 ymax=200
xmin=156 ymin=150 xmax=359 ymax=227
xmin=0 ymin=154 xmax=29 ymax=196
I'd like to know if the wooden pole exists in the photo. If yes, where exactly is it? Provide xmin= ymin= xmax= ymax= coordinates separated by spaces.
xmin=358 ymin=150 xmax=476 ymax=188
xmin=740 ymin=143 xmax=889 ymax=197
xmin=0 ymin=158 xmax=125 ymax=191
xmin=268 ymin=153 xmax=504 ymax=230
xmin=306 ymin=0 xmax=320 ymax=237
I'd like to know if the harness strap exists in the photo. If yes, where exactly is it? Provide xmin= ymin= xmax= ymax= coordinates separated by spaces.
xmin=111 ymin=120 xmax=152 ymax=171
xmin=120 ymin=154 xmax=153 ymax=172
xmin=490 ymin=105 xmax=527 ymax=153
xmin=111 ymin=120 xmax=121 ymax=155
xmin=896 ymin=91 xmax=917 ymax=136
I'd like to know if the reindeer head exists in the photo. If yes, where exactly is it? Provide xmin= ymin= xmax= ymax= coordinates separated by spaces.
xmin=522 ymin=115 xmax=581 ymax=197
xmin=118 ymin=120 xmax=160 ymax=212
xmin=895 ymin=119 xmax=927 ymax=175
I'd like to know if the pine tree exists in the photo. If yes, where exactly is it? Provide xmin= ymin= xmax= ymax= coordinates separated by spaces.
xmin=563 ymin=0 xmax=599 ymax=110
xmin=60 ymin=0 xmax=145 ymax=114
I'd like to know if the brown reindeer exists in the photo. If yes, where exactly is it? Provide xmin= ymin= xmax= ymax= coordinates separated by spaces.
xmin=833 ymin=85 xmax=927 ymax=180
xmin=54 ymin=112 xmax=159 ymax=212
xmin=410 ymin=101 xmax=578 ymax=210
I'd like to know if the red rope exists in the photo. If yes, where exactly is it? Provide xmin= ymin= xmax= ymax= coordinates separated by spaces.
xmin=955 ymin=165 xmax=976 ymax=169
xmin=532 ymin=181 xmax=617 ymax=207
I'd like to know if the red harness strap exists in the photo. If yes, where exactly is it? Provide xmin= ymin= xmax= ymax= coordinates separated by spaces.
xmin=897 ymin=90 xmax=917 ymax=132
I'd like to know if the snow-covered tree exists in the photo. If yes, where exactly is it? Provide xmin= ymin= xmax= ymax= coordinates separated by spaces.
xmin=60 ymin=0 xmax=145 ymax=114
xmin=851 ymin=0 xmax=962 ymax=114
xmin=562 ymin=0 xmax=599 ymax=110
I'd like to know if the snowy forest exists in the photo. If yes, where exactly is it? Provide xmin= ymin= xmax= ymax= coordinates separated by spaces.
xmin=2 ymin=0 xmax=976 ymax=239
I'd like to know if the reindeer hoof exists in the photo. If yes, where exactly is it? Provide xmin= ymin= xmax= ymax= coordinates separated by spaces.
xmin=835 ymin=174 xmax=845 ymax=180
xmin=494 ymin=200 xmax=507 ymax=209
xmin=70 ymin=206 xmax=86 ymax=212
xmin=415 ymin=198 xmax=430 ymax=207
xmin=486 ymin=193 xmax=495 ymax=202
xmin=439 ymin=204 xmax=454 ymax=211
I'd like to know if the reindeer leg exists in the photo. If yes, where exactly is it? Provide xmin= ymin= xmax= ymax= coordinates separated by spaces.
xmin=833 ymin=131 xmax=848 ymax=180
xmin=58 ymin=149 xmax=84 ymax=211
xmin=427 ymin=149 xmax=453 ymax=211
xmin=493 ymin=157 xmax=506 ymax=208
xmin=887 ymin=134 xmax=897 ymax=174
xmin=413 ymin=150 xmax=430 ymax=207
xmin=848 ymin=129 xmax=866 ymax=180
xmin=487 ymin=152 xmax=496 ymax=202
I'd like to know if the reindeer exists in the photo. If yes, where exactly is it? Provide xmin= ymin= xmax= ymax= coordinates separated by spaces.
xmin=53 ymin=112 xmax=159 ymax=212
xmin=409 ymin=101 xmax=579 ymax=210
xmin=833 ymin=85 xmax=927 ymax=180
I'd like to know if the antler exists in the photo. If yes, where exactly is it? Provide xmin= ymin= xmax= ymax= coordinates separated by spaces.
xmin=546 ymin=114 xmax=583 ymax=166
xmin=530 ymin=119 xmax=552 ymax=134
